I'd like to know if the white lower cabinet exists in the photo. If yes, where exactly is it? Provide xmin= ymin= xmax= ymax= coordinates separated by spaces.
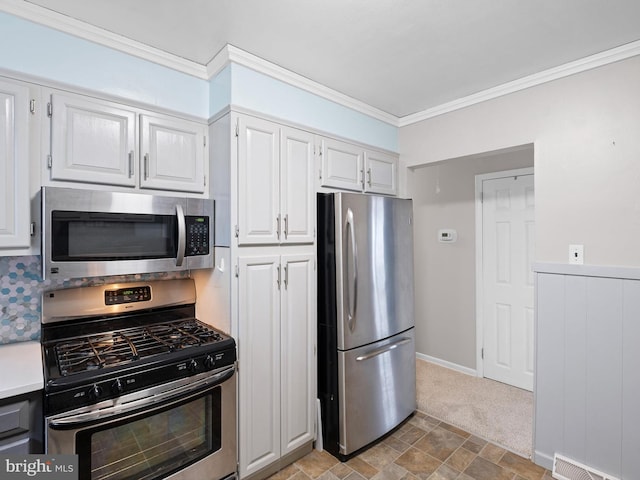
xmin=238 ymin=252 xmax=316 ymax=478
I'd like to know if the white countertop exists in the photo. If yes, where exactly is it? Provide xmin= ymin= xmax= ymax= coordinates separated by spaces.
xmin=0 ymin=341 xmax=43 ymax=399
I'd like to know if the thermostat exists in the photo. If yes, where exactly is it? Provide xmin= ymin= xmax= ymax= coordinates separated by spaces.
xmin=438 ymin=229 xmax=457 ymax=243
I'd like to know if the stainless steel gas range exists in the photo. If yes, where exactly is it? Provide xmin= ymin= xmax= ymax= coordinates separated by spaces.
xmin=40 ymin=278 xmax=237 ymax=480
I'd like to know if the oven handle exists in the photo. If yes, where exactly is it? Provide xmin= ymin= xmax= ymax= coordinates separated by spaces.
xmin=176 ymin=204 xmax=186 ymax=267
xmin=49 ymin=365 xmax=234 ymax=427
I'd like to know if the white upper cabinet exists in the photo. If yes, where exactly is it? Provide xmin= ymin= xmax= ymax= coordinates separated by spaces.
xmin=363 ymin=150 xmax=397 ymax=195
xmin=320 ymin=137 xmax=363 ymax=192
xmin=47 ymin=91 xmax=207 ymax=194
xmin=320 ymin=137 xmax=398 ymax=195
xmin=237 ymin=116 xmax=314 ymax=245
xmin=280 ymin=126 xmax=315 ymax=244
xmin=140 ymin=114 xmax=206 ymax=193
xmin=0 ymin=79 xmax=30 ymax=251
xmin=49 ymin=93 xmax=137 ymax=187
xmin=237 ymin=116 xmax=281 ymax=245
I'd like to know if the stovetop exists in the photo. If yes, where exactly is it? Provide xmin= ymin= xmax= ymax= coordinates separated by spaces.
xmin=53 ymin=318 xmax=225 ymax=377
xmin=40 ymin=279 xmax=236 ymax=416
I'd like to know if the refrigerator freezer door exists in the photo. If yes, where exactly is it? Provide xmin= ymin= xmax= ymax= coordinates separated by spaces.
xmin=335 ymin=193 xmax=415 ymax=351
xmin=337 ymin=328 xmax=416 ymax=456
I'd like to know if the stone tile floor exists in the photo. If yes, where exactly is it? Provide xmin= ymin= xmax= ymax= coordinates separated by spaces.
xmin=268 ymin=412 xmax=553 ymax=480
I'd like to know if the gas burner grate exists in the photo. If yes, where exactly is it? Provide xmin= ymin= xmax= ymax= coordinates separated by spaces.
xmin=54 ymin=319 xmax=224 ymax=376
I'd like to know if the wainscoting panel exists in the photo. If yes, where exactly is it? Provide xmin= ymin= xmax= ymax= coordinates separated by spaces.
xmin=534 ymin=265 xmax=640 ymax=479
xmin=622 ymin=281 xmax=640 ymax=480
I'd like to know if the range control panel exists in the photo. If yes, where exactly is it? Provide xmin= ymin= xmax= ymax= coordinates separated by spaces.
xmin=105 ymin=286 xmax=152 ymax=305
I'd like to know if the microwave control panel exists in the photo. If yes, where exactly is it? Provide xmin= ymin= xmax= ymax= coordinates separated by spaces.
xmin=185 ymin=216 xmax=210 ymax=256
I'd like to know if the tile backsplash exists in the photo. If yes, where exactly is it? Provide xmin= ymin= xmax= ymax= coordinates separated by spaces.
xmin=0 ymin=256 xmax=188 ymax=345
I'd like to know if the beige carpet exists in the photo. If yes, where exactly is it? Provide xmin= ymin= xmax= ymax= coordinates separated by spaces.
xmin=415 ymin=358 xmax=533 ymax=458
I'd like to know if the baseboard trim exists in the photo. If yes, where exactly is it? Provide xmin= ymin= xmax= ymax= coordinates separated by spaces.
xmin=416 ymin=353 xmax=477 ymax=377
xmin=533 ymin=450 xmax=554 ymax=471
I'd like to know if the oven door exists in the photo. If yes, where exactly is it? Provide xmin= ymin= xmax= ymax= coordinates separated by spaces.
xmin=46 ymin=367 xmax=236 ymax=480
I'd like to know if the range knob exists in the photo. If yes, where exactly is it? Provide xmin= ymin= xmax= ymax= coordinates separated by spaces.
xmin=187 ymin=359 xmax=199 ymax=373
xmin=88 ymin=384 xmax=103 ymax=400
xmin=111 ymin=378 xmax=124 ymax=395
xmin=204 ymin=355 xmax=215 ymax=370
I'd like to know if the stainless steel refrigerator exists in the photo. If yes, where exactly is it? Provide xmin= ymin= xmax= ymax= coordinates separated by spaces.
xmin=317 ymin=192 xmax=416 ymax=460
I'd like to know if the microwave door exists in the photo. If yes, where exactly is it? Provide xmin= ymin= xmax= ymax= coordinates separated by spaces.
xmin=42 ymin=187 xmax=213 ymax=279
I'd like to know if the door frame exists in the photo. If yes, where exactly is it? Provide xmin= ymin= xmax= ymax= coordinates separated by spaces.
xmin=474 ymin=167 xmax=534 ymax=379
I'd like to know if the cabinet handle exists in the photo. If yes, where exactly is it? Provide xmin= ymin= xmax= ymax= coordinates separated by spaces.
xmin=367 ymin=168 xmax=372 ymax=187
xmin=284 ymin=214 xmax=289 ymax=239
xmin=284 ymin=264 xmax=288 ymax=289
xmin=128 ymin=151 xmax=134 ymax=178
xmin=277 ymin=264 xmax=281 ymax=289
xmin=144 ymin=153 xmax=149 ymax=180
xmin=276 ymin=214 xmax=281 ymax=240
xmin=360 ymin=169 xmax=365 ymax=188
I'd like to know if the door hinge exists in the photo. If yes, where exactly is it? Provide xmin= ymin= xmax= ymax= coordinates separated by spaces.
xmin=235 ymin=264 xmax=239 ymax=278
xmin=318 ymin=169 xmax=322 ymax=180
xmin=47 ymin=102 xmax=52 ymax=118
xmin=235 ymin=120 xmax=239 ymax=137
xmin=481 ymin=348 xmax=484 ymax=359
xmin=203 ymin=135 xmax=207 ymax=147
xmin=30 ymin=222 xmax=36 ymax=237
xmin=203 ymin=174 xmax=207 ymax=187
xmin=47 ymin=155 xmax=52 ymax=169
xmin=29 ymin=99 xmax=36 ymax=114
xmin=234 ymin=225 xmax=239 ymax=238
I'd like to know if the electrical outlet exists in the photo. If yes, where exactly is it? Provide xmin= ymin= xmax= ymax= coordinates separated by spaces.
xmin=569 ymin=244 xmax=584 ymax=265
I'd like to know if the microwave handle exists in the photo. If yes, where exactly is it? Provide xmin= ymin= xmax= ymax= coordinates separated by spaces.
xmin=176 ymin=204 xmax=186 ymax=266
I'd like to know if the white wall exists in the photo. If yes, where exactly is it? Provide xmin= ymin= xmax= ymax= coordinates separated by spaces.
xmin=400 ymin=55 xmax=640 ymax=267
xmin=409 ymin=148 xmax=533 ymax=369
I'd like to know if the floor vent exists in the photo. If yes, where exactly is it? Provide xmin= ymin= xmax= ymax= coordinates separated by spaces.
xmin=553 ymin=454 xmax=620 ymax=480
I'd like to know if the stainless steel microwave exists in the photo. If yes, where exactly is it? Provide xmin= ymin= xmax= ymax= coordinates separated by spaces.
xmin=42 ymin=187 xmax=214 ymax=280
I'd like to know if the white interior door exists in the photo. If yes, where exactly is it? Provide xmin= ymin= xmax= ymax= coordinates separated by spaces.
xmin=481 ymin=171 xmax=535 ymax=391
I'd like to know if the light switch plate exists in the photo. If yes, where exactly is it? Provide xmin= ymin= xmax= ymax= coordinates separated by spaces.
xmin=569 ymin=244 xmax=584 ymax=265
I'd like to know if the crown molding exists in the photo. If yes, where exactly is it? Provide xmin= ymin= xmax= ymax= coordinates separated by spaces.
xmin=0 ymin=0 xmax=209 ymax=79
xmin=4 ymin=1 xmax=640 ymax=129
xmin=206 ymin=44 xmax=400 ymax=126
xmin=398 ymin=39 xmax=640 ymax=127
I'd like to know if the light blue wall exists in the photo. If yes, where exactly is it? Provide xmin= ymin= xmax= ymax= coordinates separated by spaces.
xmin=1 ymin=11 xmax=397 ymax=151
xmin=229 ymin=64 xmax=398 ymax=152
xmin=0 ymin=12 xmax=209 ymax=118
xmin=209 ymin=64 xmax=232 ymax=118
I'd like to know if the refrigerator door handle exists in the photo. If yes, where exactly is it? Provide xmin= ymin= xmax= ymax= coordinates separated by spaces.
xmin=355 ymin=337 xmax=412 ymax=362
xmin=345 ymin=207 xmax=358 ymax=331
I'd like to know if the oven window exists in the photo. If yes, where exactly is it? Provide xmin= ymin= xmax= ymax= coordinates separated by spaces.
xmin=51 ymin=211 xmax=177 ymax=261
xmin=77 ymin=388 xmax=221 ymax=480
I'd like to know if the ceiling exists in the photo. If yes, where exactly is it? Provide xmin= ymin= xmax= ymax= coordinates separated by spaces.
xmin=12 ymin=0 xmax=640 ymax=119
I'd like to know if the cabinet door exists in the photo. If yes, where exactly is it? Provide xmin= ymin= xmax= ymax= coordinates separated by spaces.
xmin=280 ymin=127 xmax=314 ymax=244
xmin=280 ymin=253 xmax=316 ymax=455
xmin=364 ymin=150 xmax=398 ymax=195
xmin=238 ymin=256 xmax=281 ymax=477
xmin=320 ymin=137 xmax=363 ymax=191
xmin=140 ymin=114 xmax=206 ymax=193
xmin=50 ymin=93 xmax=136 ymax=186
xmin=0 ymin=80 xmax=30 ymax=250
xmin=237 ymin=116 xmax=280 ymax=245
